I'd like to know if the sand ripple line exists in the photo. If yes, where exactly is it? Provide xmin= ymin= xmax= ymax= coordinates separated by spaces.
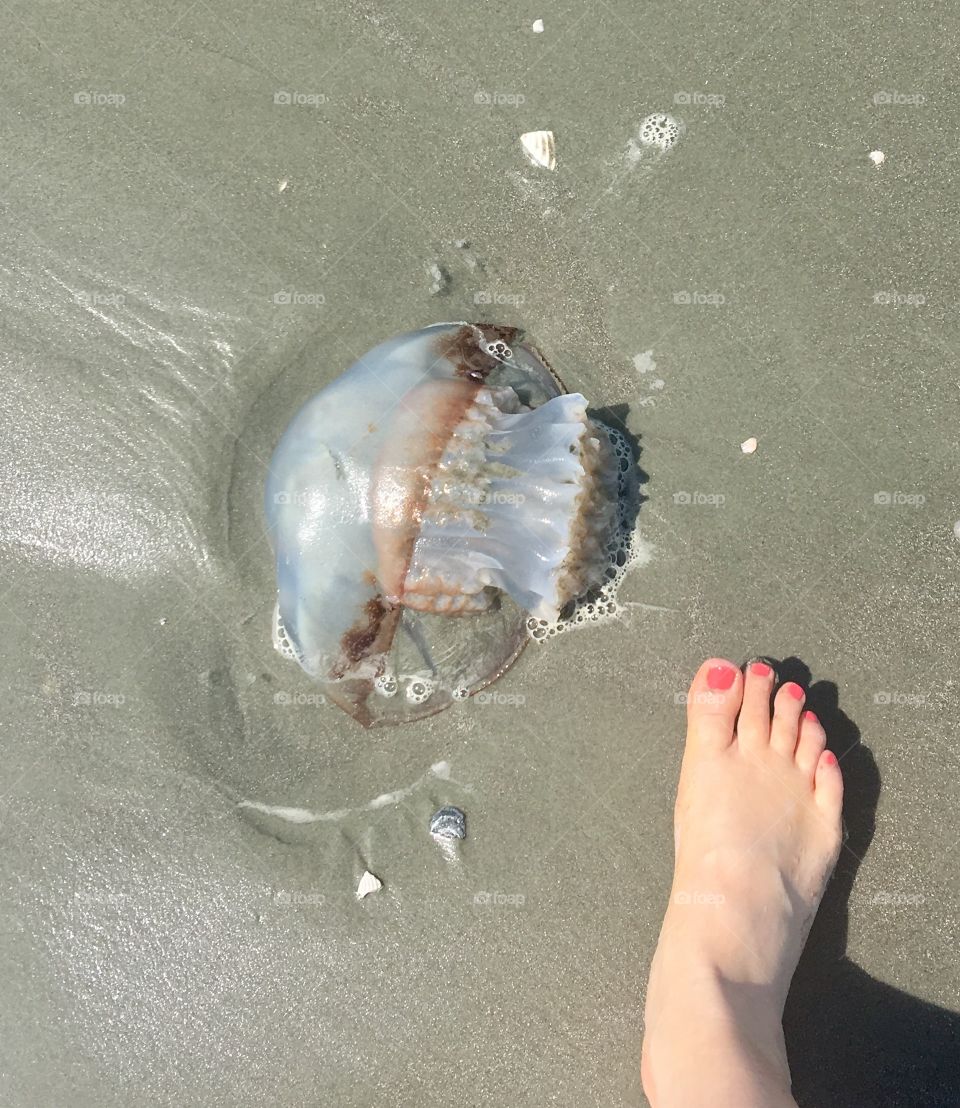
xmin=237 ymin=760 xmax=452 ymax=824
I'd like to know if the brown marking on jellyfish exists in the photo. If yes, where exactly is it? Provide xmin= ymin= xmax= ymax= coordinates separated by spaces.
xmin=432 ymin=323 xmax=520 ymax=381
xmin=330 ymin=590 xmax=403 ymax=724
xmin=369 ymin=376 xmax=485 ymax=606
xmin=339 ymin=595 xmax=394 ymax=667
xmin=476 ymin=322 xmax=521 ymax=348
xmin=554 ymin=422 xmax=621 ymax=610
xmin=333 ymin=574 xmax=399 ymax=677
xmin=331 ymin=374 xmax=486 ymax=720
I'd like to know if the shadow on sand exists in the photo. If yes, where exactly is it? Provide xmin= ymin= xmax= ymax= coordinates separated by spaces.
xmin=774 ymin=658 xmax=960 ymax=1108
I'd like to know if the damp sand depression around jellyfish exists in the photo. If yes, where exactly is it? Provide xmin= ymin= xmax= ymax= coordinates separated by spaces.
xmin=265 ymin=322 xmax=646 ymax=726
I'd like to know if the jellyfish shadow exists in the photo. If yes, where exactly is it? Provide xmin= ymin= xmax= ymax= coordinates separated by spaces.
xmin=772 ymin=658 xmax=960 ymax=1108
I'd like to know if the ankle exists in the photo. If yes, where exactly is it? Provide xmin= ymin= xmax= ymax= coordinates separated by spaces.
xmin=643 ymin=1006 xmax=793 ymax=1108
xmin=643 ymin=1034 xmax=794 ymax=1108
xmin=644 ymin=958 xmax=794 ymax=1107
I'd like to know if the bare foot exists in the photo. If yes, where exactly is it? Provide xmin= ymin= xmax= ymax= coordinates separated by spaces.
xmin=641 ymin=658 xmax=844 ymax=1108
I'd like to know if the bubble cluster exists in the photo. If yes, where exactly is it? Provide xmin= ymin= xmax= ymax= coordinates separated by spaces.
xmin=526 ymin=425 xmax=644 ymax=642
xmin=374 ymin=673 xmax=399 ymax=698
xmin=405 ymin=675 xmax=436 ymax=704
xmin=482 ymin=339 xmax=513 ymax=362
xmin=272 ymin=603 xmax=301 ymax=662
xmin=638 ymin=113 xmax=682 ymax=151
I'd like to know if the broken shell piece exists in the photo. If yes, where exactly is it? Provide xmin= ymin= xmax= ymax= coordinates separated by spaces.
xmin=532 ymin=19 xmax=544 ymax=33
xmin=520 ymin=130 xmax=556 ymax=171
xmin=356 ymin=870 xmax=382 ymax=899
xmin=430 ymin=805 xmax=466 ymax=841
xmin=868 ymin=150 xmax=885 ymax=167
xmin=278 ymin=178 xmax=290 ymax=194
xmin=740 ymin=436 xmax=758 ymax=454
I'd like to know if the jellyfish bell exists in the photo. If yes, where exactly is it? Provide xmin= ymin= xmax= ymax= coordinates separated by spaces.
xmin=265 ymin=322 xmax=637 ymax=726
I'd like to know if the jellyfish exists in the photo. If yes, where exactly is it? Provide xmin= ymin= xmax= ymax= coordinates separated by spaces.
xmin=265 ymin=322 xmax=636 ymax=726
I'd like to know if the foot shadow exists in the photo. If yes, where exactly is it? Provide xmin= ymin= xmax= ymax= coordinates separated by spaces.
xmin=774 ymin=658 xmax=960 ymax=1108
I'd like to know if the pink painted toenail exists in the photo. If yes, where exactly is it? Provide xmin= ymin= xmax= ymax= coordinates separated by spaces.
xmin=706 ymin=665 xmax=736 ymax=691
xmin=803 ymin=709 xmax=818 ymax=723
xmin=785 ymin=682 xmax=805 ymax=700
xmin=821 ymin=750 xmax=837 ymax=766
xmin=750 ymin=662 xmax=772 ymax=677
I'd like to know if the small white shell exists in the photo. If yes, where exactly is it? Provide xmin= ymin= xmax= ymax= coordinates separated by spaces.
xmin=740 ymin=436 xmax=758 ymax=454
xmin=356 ymin=870 xmax=382 ymax=899
xmin=520 ymin=130 xmax=556 ymax=171
xmin=868 ymin=150 xmax=885 ymax=167
xmin=532 ymin=18 xmax=544 ymax=32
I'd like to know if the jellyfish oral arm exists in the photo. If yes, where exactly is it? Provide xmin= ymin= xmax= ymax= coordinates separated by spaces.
xmin=394 ymin=386 xmax=620 ymax=622
xmin=370 ymin=377 xmax=483 ymax=604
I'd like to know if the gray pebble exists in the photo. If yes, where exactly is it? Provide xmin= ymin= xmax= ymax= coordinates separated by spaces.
xmin=430 ymin=805 xmax=466 ymax=840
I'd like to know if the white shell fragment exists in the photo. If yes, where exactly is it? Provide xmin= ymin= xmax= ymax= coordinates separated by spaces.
xmin=356 ymin=870 xmax=382 ymax=899
xmin=868 ymin=150 xmax=885 ymax=167
xmin=277 ymin=178 xmax=290 ymax=194
xmin=740 ymin=436 xmax=758 ymax=454
xmin=532 ymin=19 xmax=544 ymax=33
xmin=520 ymin=130 xmax=556 ymax=171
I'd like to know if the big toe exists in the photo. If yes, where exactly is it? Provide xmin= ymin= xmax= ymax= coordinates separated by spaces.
xmin=685 ymin=658 xmax=743 ymax=750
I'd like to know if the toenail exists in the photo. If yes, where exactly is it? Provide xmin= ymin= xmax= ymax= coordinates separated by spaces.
xmin=785 ymin=682 xmax=805 ymax=700
xmin=706 ymin=665 xmax=737 ymax=691
xmin=821 ymin=750 xmax=837 ymax=766
xmin=750 ymin=661 xmax=772 ymax=677
xmin=803 ymin=709 xmax=818 ymax=723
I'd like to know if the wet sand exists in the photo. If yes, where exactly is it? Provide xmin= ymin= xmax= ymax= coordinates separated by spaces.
xmin=2 ymin=1 xmax=959 ymax=1104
